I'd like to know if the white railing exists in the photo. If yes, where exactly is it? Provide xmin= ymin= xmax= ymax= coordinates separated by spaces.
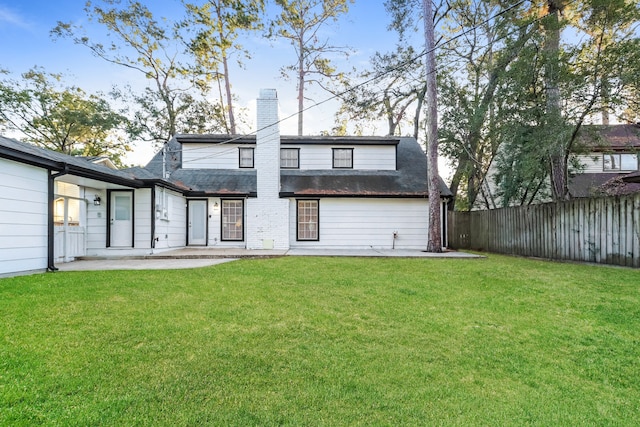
xmin=54 ymin=226 xmax=86 ymax=262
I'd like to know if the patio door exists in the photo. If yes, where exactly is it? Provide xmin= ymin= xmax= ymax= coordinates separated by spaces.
xmin=109 ymin=190 xmax=133 ymax=247
xmin=188 ymin=199 xmax=207 ymax=246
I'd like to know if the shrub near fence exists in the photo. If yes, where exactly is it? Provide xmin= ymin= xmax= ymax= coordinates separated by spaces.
xmin=448 ymin=194 xmax=640 ymax=268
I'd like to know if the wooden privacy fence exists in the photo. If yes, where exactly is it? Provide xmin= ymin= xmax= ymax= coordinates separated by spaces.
xmin=448 ymin=194 xmax=640 ymax=268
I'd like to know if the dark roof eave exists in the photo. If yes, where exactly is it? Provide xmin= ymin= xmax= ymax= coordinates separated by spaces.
xmin=140 ymin=178 xmax=188 ymax=192
xmin=65 ymin=164 xmax=146 ymax=188
xmin=175 ymin=134 xmax=401 ymax=146
xmin=279 ymin=191 xmax=450 ymax=199
xmin=0 ymin=145 xmax=62 ymax=170
xmin=184 ymin=190 xmax=257 ymax=198
xmin=1 ymin=144 xmax=149 ymax=188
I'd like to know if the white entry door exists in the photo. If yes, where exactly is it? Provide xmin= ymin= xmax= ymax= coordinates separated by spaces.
xmin=110 ymin=191 xmax=133 ymax=247
xmin=188 ymin=200 xmax=207 ymax=246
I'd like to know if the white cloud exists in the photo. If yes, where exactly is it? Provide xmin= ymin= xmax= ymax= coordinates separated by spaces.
xmin=0 ymin=5 xmax=31 ymax=29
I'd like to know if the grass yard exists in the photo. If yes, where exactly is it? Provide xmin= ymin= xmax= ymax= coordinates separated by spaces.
xmin=1 ymin=255 xmax=639 ymax=425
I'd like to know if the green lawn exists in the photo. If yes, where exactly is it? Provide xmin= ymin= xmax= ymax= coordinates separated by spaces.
xmin=1 ymin=255 xmax=639 ymax=426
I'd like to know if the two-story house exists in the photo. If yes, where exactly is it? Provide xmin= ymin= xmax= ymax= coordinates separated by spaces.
xmin=144 ymin=89 xmax=451 ymax=251
xmin=0 ymin=89 xmax=451 ymax=276
xmin=569 ymin=124 xmax=640 ymax=197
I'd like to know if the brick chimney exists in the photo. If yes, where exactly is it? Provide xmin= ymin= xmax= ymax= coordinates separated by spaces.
xmin=246 ymin=89 xmax=290 ymax=250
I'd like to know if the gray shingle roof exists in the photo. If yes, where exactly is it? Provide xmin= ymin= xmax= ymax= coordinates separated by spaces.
xmin=577 ymin=124 xmax=640 ymax=151
xmin=568 ymin=172 xmax=640 ymax=197
xmin=0 ymin=135 xmax=145 ymax=186
xmin=2 ymin=134 xmax=452 ymax=199
xmin=150 ymin=135 xmax=450 ymax=198
xmin=280 ymin=138 xmax=451 ymax=197
xmin=170 ymin=169 xmax=256 ymax=197
xmin=623 ymin=170 xmax=640 ymax=183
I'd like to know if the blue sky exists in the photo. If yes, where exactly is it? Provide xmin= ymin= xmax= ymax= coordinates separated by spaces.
xmin=0 ymin=0 xmax=409 ymax=164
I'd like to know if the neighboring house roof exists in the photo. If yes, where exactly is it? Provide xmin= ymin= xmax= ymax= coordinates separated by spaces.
xmin=622 ymin=170 xmax=640 ymax=183
xmin=576 ymin=124 xmax=640 ymax=152
xmin=567 ymin=124 xmax=640 ymax=197
xmin=568 ymin=173 xmax=614 ymax=197
xmin=597 ymin=175 xmax=640 ymax=196
xmin=148 ymin=135 xmax=451 ymax=199
xmin=569 ymin=172 xmax=640 ymax=197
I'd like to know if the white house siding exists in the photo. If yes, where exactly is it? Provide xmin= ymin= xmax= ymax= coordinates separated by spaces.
xmin=202 ymin=197 xmax=247 ymax=248
xmin=154 ymin=188 xmax=187 ymax=250
xmin=574 ymin=154 xmax=604 ymax=173
xmin=182 ymin=143 xmax=252 ymax=169
xmin=0 ymin=158 xmax=48 ymax=275
xmin=574 ymin=153 xmax=640 ymax=173
xmin=288 ymin=198 xmax=429 ymax=250
xmin=353 ymin=146 xmax=396 ymax=170
xmin=86 ymin=187 xmax=107 ymax=253
xmin=290 ymin=145 xmax=396 ymax=170
xmin=134 ymin=188 xmax=152 ymax=249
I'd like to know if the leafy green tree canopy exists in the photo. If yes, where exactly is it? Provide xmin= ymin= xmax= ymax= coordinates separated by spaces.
xmin=0 ymin=68 xmax=131 ymax=166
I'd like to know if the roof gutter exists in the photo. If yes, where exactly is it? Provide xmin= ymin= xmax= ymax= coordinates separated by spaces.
xmin=48 ymin=164 xmax=69 ymax=272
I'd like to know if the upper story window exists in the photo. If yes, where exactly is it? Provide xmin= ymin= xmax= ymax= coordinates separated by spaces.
xmin=332 ymin=148 xmax=353 ymax=169
xmin=604 ymin=153 xmax=637 ymax=171
xmin=281 ymin=148 xmax=300 ymax=169
xmin=239 ymin=147 xmax=254 ymax=168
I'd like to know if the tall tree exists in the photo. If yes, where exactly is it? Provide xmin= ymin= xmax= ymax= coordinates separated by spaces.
xmin=494 ymin=0 xmax=640 ymax=205
xmin=423 ymin=0 xmax=442 ymax=252
xmin=438 ymin=0 xmax=535 ymax=211
xmin=335 ymin=45 xmax=426 ymax=137
xmin=270 ymin=0 xmax=353 ymax=135
xmin=52 ymin=0 xmax=225 ymax=143
xmin=182 ymin=0 xmax=265 ymax=134
xmin=541 ymin=0 xmax=568 ymax=201
xmin=0 ymin=68 xmax=130 ymax=165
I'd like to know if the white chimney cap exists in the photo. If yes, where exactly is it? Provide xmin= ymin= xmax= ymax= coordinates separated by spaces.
xmin=259 ymin=88 xmax=277 ymax=99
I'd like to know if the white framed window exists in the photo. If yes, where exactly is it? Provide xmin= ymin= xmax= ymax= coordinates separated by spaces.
xmin=297 ymin=200 xmax=319 ymax=241
xmin=332 ymin=148 xmax=353 ymax=169
xmin=221 ymin=199 xmax=244 ymax=241
xmin=239 ymin=147 xmax=254 ymax=168
xmin=281 ymin=148 xmax=300 ymax=168
xmin=604 ymin=153 xmax=637 ymax=171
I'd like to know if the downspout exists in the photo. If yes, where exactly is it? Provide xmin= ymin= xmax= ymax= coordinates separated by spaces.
xmin=48 ymin=165 xmax=69 ymax=271
xmin=151 ymin=186 xmax=156 ymax=251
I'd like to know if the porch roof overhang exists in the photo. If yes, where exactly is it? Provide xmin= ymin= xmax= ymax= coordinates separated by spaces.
xmin=0 ymin=136 xmax=147 ymax=189
xmin=169 ymin=168 xmax=257 ymax=198
xmin=0 ymin=143 xmax=61 ymax=171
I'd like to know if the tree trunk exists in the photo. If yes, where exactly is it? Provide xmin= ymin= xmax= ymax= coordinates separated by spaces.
xmin=601 ymin=77 xmax=610 ymax=125
xmin=413 ymin=83 xmax=427 ymax=140
xmin=297 ymin=37 xmax=305 ymax=136
xmin=424 ymin=0 xmax=442 ymax=252
xmin=222 ymin=54 xmax=236 ymax=134
xmin=544 ymin=1 xmax=568 ymax=201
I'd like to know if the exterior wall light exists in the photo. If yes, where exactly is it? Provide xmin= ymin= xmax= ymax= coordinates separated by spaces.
xmin=94 ymin=195 xmax=102 ymax=206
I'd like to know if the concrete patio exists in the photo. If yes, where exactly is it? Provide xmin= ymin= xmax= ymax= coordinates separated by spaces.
xmin=56 ymin=248 xmax=483 ymax=271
